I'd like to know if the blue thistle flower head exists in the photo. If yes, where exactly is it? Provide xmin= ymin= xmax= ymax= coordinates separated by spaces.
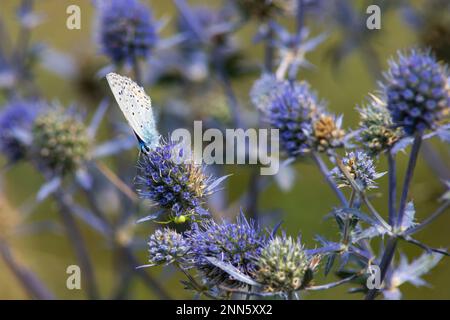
xmin=0 ymin=100 xmax=42 ymax=162
xmin=383 ymin=49 xmax=450 ymax=135
xmin=186 ymin=213 xmax=267 ymax=287
xmin=148 ymin=228 xmax=191 ymax=266
xmin=135 ymin=140 xmax=212 ymax=221
xmin=331 ymin=151 xmax=385 ymax=190
xmin=250 ymin=74 xmax=289 ymax=112
xmin=97 ymin=0 xmax=158 ymax=64
xmin=265 ymin=81 xmax=323 ymax=157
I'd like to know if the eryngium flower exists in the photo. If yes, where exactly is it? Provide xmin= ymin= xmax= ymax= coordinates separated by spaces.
xmin=256 ymin=235 xmax=318 ymax=293
xmin=135 ymin=141 xmax=210 ymax=219
xmin=266 ymin=81 xmax=322 ymax=157
xmin=148 ymin=228 xmax=190 ymax=266
xmin=357 ymin=95 xmax=402 ymax=155
xmin=97 ymin=0 xmax=158 ymax=64
xmin=383 ymin=50 xmax=450 ymax=135
xmin=186 ymin=213 xmax=266 ymax=287
xmin=250 ymin=74 xmax=288 ymax=112
xmin=32 ymin=111 xmax=89 ymax=175
xmin=0 ymin=100 xmax=40 ymax=162
xmin=311 ymin=114 xmax=345 ymax=153
xmin=332 ymin=151 xmax=385 ymax=190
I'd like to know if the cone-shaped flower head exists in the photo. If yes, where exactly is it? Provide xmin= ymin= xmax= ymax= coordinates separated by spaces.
xmin=383 ymin=50 xmax=449 ymax=135
xmin=186 ymin=213 xmax=267 ymax=287
xmin=256 ymin=234 xmax=318 ymax=293
xmin=148 ymin=228 xmax=190 ymax=266
xmin=265 ymin=81 xmax=322 ymax=157
xmin=97 ymin=0 xmax=158 ymax=64
xmin=250 ymin=74 xmax=288 ymax=112
xmin=332 ymin=151 xmax=385 ymax=190
xmin=135 ymin=140 xmax=211 ymax=221
xmin=255 ymin=76 xmax=343 ymax=156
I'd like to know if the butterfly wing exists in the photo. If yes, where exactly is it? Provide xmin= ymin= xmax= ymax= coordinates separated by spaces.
xmin=106 ymin=73 xmax=159 ymax=150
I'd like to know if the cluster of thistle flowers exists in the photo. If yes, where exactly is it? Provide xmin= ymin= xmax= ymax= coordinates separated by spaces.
xmin=138 ymin=140 xmax=320 ymax=297
xmin=147 ymin=215 xmax=320 ymax=296
xmin=249 ymin=47 xmax=450 ymax=299
xmin=332 ymin=50 xmax=450 ymax=299
xmin=0 ymin=100 xmax=90 ymax=177
xmin=92 ymin=0 xmax=324 ymax=298
xmin=251 ymin=74 xmax=346 ymax=156
xmin=95 ymin=0 xmax=239 ymax=84
xmin=251 ymin=48 xmax=449 ymax=181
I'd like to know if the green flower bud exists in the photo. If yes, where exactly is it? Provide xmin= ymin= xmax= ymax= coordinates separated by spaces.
xmin=32 ymin=111 xmax=89 ymax=175
xmin=256 ymin=235 xmax=318 ymax=293
xmin=357 ymin=95 xmax=402 ymax=156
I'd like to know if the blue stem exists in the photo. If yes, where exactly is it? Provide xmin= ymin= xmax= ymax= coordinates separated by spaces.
xmin=365 ymin=237 xmax=398 ymax=300
xmin=288 ymin=0 xmax=305 ymax=81
xmin=0 ymin=240 xmax=54 ymax=299
xmin=215 ymin=55 xmax=245 ymax=129
xmin=366 ymin=134 xmax=423 ymax=300
xmin=79 ymin=177 xmax=171 ymax=299
xmin=294 ymin=0 xmax=305 ymax=45
xmin=387 ymin=151 xmax=396 ymax=226
xmin=264 ymin=22 xmax=274 ymax=73
xmin=396 ymin=134 xmax=422 ymax=228
xmin=132 ymin=54 xmax=142 ymax=86
xmin=53 ymin=189 xmax=99 ymax=299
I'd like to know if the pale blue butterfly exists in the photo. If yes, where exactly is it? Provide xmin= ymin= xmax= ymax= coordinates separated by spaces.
xmin=106 ymin=72 xmax=159 ymax=152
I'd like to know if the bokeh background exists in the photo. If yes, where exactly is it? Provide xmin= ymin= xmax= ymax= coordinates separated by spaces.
xmin=0 ymin=0 xmax=449 ymax=299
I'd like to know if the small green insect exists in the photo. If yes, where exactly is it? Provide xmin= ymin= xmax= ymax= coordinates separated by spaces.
xmin=174 ymin=215 xmax=187 ymax=224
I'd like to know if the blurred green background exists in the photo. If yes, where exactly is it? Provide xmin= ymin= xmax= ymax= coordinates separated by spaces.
xmin=0 ymin=0 xmax=449 ymax=299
